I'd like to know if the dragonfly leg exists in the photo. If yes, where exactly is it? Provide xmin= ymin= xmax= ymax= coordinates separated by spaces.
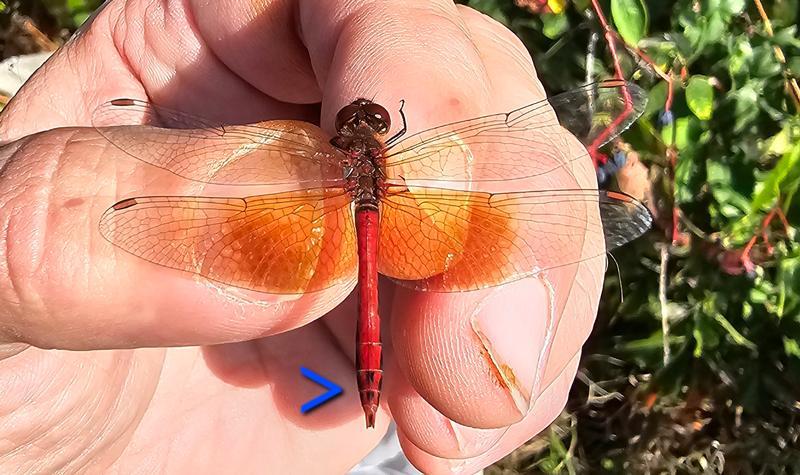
xmin=385 ymin=99 xmax=407 ymax=146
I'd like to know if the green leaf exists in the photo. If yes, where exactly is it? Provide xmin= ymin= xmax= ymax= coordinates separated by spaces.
xmin=548 ymin=428 xmax=567 ymax=456
xmin=643 ymin=81 xmax=668 ymax=118
xmin=719 ymin=0 xmax=746 ymax=17
xmin=752 ymin=44 xmax=784 ymax=78
xmin=611 ymin=0 xmax=648 ymax=46
xmin=777 ymin=256 xmax=800 ymax=317
xmin=765 ymin=120 xmax=800 ymax=156
xmin=728 ymin=142 xmax=800 ymax=240
xmin=784 ymin=338 xmax=800 ymax=358
xmin=541 ymin=12 xmax=568 ymax=39
xmin=662 ymin=116 xmax=703 ymax=151
xmin=674 ymin=149 xmax=700 ymax=203
xmin=749 ymin=287 xmax=769 ymax=304
xmin=619 ymin=332 xmax=686 ymax=352
xmin=686 ymin=76 xmax=714 ymax=120
xmin=693 ymin=327 xmax=705 ymax=357
xmin=753 ymin=144 xmax=800 ymax=209
xmin=728 ymin=37 xmax=753 ymax=78
xmin=694 ymin=310 xmax=721 ymax=356
xmin=773 ymin=26 xmax=800 ymax=47
xmin=661 ymin=117 xmax=687 ymax=149
xmin=72 ymin=11 xmax=91 ymax=25
xmin=790 ymin=56 xmax=800 ymax=77
xmin=771 ymin=0 xmax=799 ymax=26
xmin=66 ymin=0 xmax=88 ymax=9
xmin=731 ymin=84 xmax=761 ymax=133
xmin=706 ymin=12 xmax=728 ymax=40
xmin=713 ymin=313 xmax=757 ymax=350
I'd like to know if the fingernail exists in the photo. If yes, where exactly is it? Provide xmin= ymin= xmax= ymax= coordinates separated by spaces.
xmin=448 ymin=459 xmax=469 ymax=473
xmin=470 ymin=277 xmax=552 ymax=416
xmin=447 ymin=420 xmax=505 ymax=458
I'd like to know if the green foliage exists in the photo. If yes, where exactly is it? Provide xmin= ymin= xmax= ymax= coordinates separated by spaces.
xmin=40 ymin=0 xmax=104 ymax=29
xmin=611 ymin=0 xmax=648 ymax=46
xmin=463 ymin=0 xmax=800 ymax=472
xmin=686 ymin=75 xmax=714 ymax=120
xmin=535 ymin=428 xmax=575 ymax=474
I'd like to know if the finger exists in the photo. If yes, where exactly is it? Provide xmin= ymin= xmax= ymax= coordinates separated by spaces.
xmin=396 ymin=278 xmax=558 ymax=430
xmin=298 ymin=1 xmax=568 ymax=429
xmin=398 ymin=352 xmax=581 ymax=474
xmin=186 ymin=0 xmax=322 ymax=104
xmin=0 ymin=130 xmax=354 ymax=349
xmin=539 ymin=258 xmax=605 ymax=391
xmin=374 ymin=8 xmax=602 ymax=430
xmin=0 ymin=0 xmax=318 ymax=139
xmin=194 ymin=319 xmax=389 ymax=470
xmin=385 ymin=355 xmax=506 ymax=459
xmin=457 ymin=5 xmax=602 ymax=394
xmin=301 ymin=0 xmax=543 ymax=135
xmin=453 ymin=4 xmax=544 ymax=101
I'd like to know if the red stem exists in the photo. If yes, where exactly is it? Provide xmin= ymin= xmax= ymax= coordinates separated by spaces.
xmin=739 ymin=206 xmax=786 ymax=271
xmin=588 ymin=1 xmax=634 ymax=155
xmin=590 ymin=1 xmax=680 ymax=245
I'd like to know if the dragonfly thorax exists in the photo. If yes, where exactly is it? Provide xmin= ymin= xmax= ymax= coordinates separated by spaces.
xmin=331 ymin=100 xmax=391 ymax=211
xmin=337 ymin=143 xmax=385 ymax=210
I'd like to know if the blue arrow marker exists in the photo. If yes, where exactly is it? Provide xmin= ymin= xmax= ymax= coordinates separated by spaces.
xmin=300 ymin=367 xmax=343 ymax=414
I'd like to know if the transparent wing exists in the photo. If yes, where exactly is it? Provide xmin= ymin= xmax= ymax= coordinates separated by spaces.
xmin=551 ymin=80 xmax=648 ymax=148
xmin=100 ymin=189 xmax=356 ymax=294
xmin=93 ymin=98 xmax=345 ymax=187
xmin=378 ymin=185 xmax=651 ymax=292
xmin=599 ymin=191 xmax=653 ymax=250
xmin=384 ymin=80 xmax=647 ymax=184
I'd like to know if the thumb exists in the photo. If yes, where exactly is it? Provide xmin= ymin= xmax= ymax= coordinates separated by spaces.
xmin=0 ymin=128 xmax=353 ymax=350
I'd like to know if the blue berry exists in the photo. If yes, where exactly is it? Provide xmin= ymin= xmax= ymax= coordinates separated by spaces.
xmin=612 ymin=150 xmax=627 ymax=168
xmin=659 ymin=110 xmax=674 ymax=126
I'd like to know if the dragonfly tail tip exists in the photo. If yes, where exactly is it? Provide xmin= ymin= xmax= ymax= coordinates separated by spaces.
xmin=363 ymin=406 xmax=377 ymax=428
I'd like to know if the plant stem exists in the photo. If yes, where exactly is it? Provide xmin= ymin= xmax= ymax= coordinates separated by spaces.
xmin=659 ymin=244 xmax=670 ymax=366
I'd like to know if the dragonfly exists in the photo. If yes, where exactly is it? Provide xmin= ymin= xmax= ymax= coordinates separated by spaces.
xmin=93 ymin=79 xmax=652 ymax=428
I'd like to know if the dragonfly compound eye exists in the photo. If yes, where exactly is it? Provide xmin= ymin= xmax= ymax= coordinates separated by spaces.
xmin=335 ymin=103 xmax=361 ymax=133
xmin=363 ymin=103 xmax=391 ymax=134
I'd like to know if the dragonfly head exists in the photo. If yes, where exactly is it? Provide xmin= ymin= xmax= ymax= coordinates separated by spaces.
xmin=335 ymin=99 xmax=391 ymax=136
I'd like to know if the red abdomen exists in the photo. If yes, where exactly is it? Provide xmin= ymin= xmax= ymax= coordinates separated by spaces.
xmin=355 ymin=207 xmax=381 ymax=428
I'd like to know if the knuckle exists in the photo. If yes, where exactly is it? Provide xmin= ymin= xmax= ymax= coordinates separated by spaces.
xmin=458 ymin=5 xmax=529 ymax=57
xmin=0 ymin=129 xmax=80 ymax=342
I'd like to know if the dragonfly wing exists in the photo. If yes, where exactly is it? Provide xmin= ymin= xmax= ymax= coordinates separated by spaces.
xmin=100 ymin=189 xmax=356 ymax=294
xmin=551 ymin=80 xmax=648 ymax=149
xmin=383 ymin=80 xmax=647 ymax=185
xmin=93 ymin=99 xmax=344 ymax=187
xmin=379 ymin=185 xmax=650 ymax=292
xmin=599 ymin=190 xmax=653 ymax=250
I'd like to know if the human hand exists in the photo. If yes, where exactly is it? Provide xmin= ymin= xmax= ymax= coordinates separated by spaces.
xmin=0 ymin=1 xmax=602 ymax=473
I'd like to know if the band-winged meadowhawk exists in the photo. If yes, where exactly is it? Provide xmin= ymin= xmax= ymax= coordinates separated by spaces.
xmin=93 ymin=79 xmax=652 ymax=428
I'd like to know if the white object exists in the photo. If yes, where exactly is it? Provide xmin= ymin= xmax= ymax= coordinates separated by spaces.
xmin=350 ymin=424 xmax=422 ymax=475
xmin=0 ymin=52 xmax=51 ymax=97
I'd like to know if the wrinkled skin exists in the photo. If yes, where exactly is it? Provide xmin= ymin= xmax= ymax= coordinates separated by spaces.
xmin=0 ymin=1 xmax=603 ymax=473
